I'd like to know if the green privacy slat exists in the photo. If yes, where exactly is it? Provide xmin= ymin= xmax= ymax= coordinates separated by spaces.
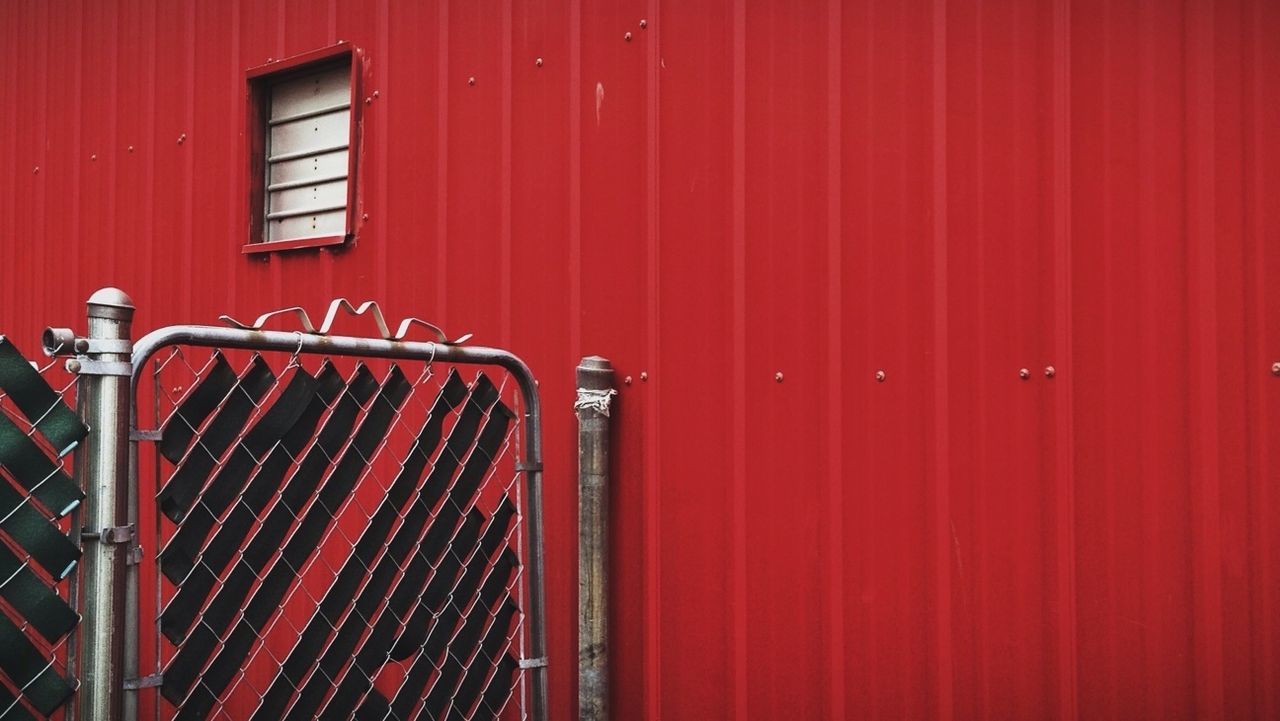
xmin=0 ymin=680 xmax=37 ymax=721
xmin=476 ymin=654 xmax=519 ymax=720
xmin=0 ymin=479 xmax=80 ymax=580
xmin=0 ymin=337 xmax=87 ymax=457
xmin=158 ymin=355 xmax=276 ymax=522
xmin=0 ymin=412 xmax=83 ymax=519
xmin=159 ymin=367 xmax=317 ymax=584
xmin=159 ymin=352 xmax=237 ymax=464
xmin=0 ymin=543 xmax=77 ymax=644
xmin=0 ymin=611 xmax=75 ymax=716
xmin=253 ymin=369 xmax=472 ymax=719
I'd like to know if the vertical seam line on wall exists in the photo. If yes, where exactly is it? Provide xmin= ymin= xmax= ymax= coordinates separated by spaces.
xmin=1052 ymin=0 xmax=1079 ymax=717
xmin=227 ymin=0 xmax=242 ymax=311
xmin=375 ymin=0 xmax=390 ymax=311
xmin=72 ymin=1 xmax=86 ymax=304
xmin=499 ymin=0 xmax=513 ymax=347
xmin=568 ymin=0 xmax=582 ymax=361
xmin=105 ymin=0 xmax=118 ymax=284
xmin=435 ymin=0 xmax=450 ymax=325
xmin=0 ymin=1 xmax=12 ymax=315
xmin=931 ymin=0 xmax=954 ymax=718
xmin=1246 ymin=3 xmax=1274 ymax=716
xmin=140 ymin=0 xmax=155 ymax=323
xmin=36 ymin=2 xmax=49 ymax=316
xmin=1186 ymin=0 xmax=1226 ymax=716
xmin=644 ymin=0 xmax=663 ymax=717
xmin=730 ymin=0 xmax=748 ymax=717
xmin=184 ymin=0 xmax=197 ymax=317
xmin=825 ymin=0 xmax=846 ymax=717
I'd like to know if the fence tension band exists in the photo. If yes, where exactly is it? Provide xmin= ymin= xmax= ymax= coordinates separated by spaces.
xmin=515 ymin=461 xmax=543 ymax=473
xmin=123 ymin=674 xmax=163 ymax=691
xmin=80 ymin=338 xmax=133 ymax=354
xmin=519 ymin=657 xmax=548 ymax=670
xmin=68 ymin=358 xmax=132 ymax=377
xmin=82 ymin=524 xmax=135 ymax=544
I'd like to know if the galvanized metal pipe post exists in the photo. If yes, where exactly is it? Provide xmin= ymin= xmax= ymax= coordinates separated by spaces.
xmin=74 ymin=288 xmax=135 ymax=721
xmin=576 ymin=356 xmax=614 ymax=721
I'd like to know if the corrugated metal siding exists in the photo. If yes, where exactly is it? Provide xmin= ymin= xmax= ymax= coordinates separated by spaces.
xmin=1 ymin=0 xmax=1278 ymax=719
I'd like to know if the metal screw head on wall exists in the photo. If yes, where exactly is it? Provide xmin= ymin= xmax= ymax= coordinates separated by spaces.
xmin=536 ymin=57 xmax=544 ymax=67
xmin=1019 ymin=368 xmax=1031 ymax=380
xmin=624 ymin=32 xmax=632 ymax=41
xmin=1272 ymin=361 xmax=1280 ymax=376
xmin=468 ymin=76 xmax=476 ymax=86
xmin=875 ymin=370 xmax=886 ymax=383
xmin=623 ymin=376 xmax=633 ymax=386
xmin=1044 ymin=365 xmax=1056 ymax=378
xmin=639 ymin=371 xmax=648 ymax=381
xmin=177 ymin=134 xmax=185 ymax=144
xmin=775 ymin=372 xmax=784 ymax=383
xmin=639 ymin=19 xmax=647 ymax=28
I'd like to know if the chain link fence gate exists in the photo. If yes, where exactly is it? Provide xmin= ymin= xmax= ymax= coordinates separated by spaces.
xmin=14 ymin=288 xmax=548 ymax=721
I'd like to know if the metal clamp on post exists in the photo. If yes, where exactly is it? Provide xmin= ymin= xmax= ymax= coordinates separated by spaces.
xmin=130 ymin=428 xmax=162 ymax=442
xmin=67 ymin=357 xmax=133 ymax=377
xmin=519 ymin=657 xmax=549 ymax=670
xmin=81 ymin=524 xmax=135 ymax=545
xmin=123 ymin=674 xmax=163 ymax=691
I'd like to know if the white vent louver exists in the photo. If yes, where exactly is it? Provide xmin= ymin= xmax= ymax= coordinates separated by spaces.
xmin=265 ymin=64 xmax=351 ymax=242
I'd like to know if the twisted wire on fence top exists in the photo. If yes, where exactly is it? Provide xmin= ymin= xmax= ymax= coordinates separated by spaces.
xmin=219 ymin=299 xmax=473 ymax=345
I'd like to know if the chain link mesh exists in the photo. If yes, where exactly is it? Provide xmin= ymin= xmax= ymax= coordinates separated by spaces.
xmin=138 ymin=346 xmax=530 ymax=721
xmin=0 ymin=337 xmax=84 ymax=720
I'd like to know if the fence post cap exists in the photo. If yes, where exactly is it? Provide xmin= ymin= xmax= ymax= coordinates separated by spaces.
xmin=576 ymin=356 xmax=614 ymax=391
xmin=577 ymin=356 xmax=613 ymax=371
xmin=86 ymin=288 xmax=135 ymax=321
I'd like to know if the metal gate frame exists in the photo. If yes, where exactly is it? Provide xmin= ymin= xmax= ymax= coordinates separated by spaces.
xmin=43 ymin=289 xmax=548 ymax=721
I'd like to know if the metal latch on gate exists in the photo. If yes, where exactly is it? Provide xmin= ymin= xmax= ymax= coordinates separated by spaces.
xmin=123 ymin=673 xmax=163 ymax=691
xmin=130 ymin=428 xmax=162 ymax=442
xmin=81 ymin=524 xmax=135 ymax=545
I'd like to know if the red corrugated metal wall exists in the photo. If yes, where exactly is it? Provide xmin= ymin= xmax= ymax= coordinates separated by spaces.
xmin=2 ymin=0 xmax=1278 ymax=718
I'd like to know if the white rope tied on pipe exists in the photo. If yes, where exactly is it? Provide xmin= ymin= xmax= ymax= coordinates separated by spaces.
xmin=574 ymin=388 xmax=617 ymax=417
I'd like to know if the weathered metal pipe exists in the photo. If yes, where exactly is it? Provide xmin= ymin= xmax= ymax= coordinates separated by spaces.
xmin=576 ymin=356 xmax=615 ymax=721
xmin=75 ymin=288 xmax=135 ymax=721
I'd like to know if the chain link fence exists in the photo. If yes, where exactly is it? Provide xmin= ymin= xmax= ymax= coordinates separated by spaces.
xmin=132 ymin=331 xmax=542 ymax=721
xmin=0 ymin=292 xmax=547 ymax=721
xmin=0 ymin=336 xmax=85 ymax=720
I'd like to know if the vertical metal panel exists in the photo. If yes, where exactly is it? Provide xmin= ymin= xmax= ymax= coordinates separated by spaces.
xmin=1 ymin=1 xmax=1278 ymax=719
